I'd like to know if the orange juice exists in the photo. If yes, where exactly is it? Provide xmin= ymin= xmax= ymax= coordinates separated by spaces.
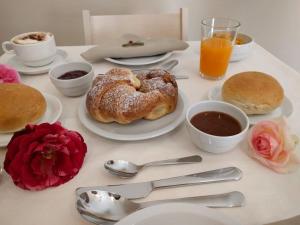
xmin=200 ymin=37 xmax=232 ymax=79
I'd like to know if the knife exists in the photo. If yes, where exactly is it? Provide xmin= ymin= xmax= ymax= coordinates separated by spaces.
xmin=76 ymin=167 xmax=242 ymax=199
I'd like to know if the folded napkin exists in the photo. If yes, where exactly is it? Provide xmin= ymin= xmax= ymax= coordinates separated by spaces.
xmin=265 ymin=215 xmax=300 ymax=225
xmin=81 ymin=34 xmax=189 ymax=63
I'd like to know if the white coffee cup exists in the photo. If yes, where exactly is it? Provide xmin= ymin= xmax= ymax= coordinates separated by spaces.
xmin=2 ymin=32 xmax=57 ymax=67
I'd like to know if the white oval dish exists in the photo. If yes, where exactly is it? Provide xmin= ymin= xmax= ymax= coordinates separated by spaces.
xmin=78 ymin=91 xmax=187 ymax=141
xmin=5 ymin=49 xmax=67 ymax=75
xmin=105 ymin=52 xmax=172 ymax=66
xmin=230 ymin=33 xmax=253 ymax=62
xmin=186 ymin=100 xmax=249 ymax=153
xmin=115 ymin=203 xmax=241 ymax=225
xmin=208 ymin=85 xmax=293 ymax=124
xmin=49 ymin=61 xmax=94 ymax=97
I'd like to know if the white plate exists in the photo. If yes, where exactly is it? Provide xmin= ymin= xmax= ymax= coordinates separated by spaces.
xmin=116 ymin=203 xmax=241 ymax=225
xmin=208 ymin=85 xmax=293 ymax=124
xmin=0 ymin=93 xmax=62 ymax=147
xmin=5 ymin=49 xmax=67 ymax=75
xmin=78 ymin=91 xmax=187 ymax=141
xmin=105 ymin=52 xmax=172 ymax=66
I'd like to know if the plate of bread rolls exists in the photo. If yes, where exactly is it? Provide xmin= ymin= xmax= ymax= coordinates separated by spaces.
xmin=0 ymin=83 xmax=62 ymax=147
xmin=208 ymin=71 xmax=293 ymax=124
xmin=78 ymin=68 xmax=187 ymax=141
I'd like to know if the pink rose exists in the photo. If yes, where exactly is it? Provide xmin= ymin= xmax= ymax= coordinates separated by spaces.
xmin=248 ymin=118 xmax=299 ymax=173
xmin=0 ymin=64 xmax=21 ymax=83
xmin=4 ymin=122 xmax=87 ymax=190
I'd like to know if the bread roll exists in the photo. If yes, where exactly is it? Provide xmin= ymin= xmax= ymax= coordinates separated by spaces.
xmin=0 ymin=83 xmax=46 ymax=133
xmin=222 ymin=71 xmax=284 ymax=114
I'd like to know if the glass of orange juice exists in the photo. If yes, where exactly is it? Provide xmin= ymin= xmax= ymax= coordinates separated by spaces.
xmin=200 ymin=18 xmax=240 ymax=79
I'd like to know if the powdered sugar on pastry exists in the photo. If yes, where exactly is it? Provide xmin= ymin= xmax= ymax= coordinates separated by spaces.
xmin=86 ymin=68 xmax=178 ymax=124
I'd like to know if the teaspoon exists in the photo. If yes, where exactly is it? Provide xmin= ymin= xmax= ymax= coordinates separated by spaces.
xmin=104 ymin=155 xmax=202 ymax=177
xmin=76 ymin=190 xmax=245 ymax=222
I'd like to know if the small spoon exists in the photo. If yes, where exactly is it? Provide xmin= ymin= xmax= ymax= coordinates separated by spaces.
xmin=76 ymin=190 xmax=245 ymax=222
xmin=104 ymin=155 xmax=202 ymax=177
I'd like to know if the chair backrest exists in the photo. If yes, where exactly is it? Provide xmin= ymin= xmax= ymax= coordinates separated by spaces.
xmin=82 ymin=8 xmax=188 ymax=45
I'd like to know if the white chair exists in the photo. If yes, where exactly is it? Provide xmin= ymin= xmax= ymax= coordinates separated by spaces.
xmin=82 ymin=8 xmax=188 ymax=45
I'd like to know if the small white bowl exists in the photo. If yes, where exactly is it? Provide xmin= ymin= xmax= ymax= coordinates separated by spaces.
xmin=49 ymin=62 xmax=94 ymax=97
xmin=230 ymin=33 xmax=253 ymax=62
xmin=185 ymin=100 xmax=249 ymax=153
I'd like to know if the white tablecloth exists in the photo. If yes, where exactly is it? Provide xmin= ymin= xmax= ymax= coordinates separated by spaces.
xmin=1 ymin=42 xmax=300 ymax=225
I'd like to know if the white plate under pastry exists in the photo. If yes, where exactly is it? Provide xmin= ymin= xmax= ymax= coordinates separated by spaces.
xmin=115 ymin=203 xmax=241 ymax=225
xmin=4 ymin=49 xmax=67 ymax=75
xmin=208 ymin=85 xmax=293 ymax=124
xmin=105 ymin=52 xmax=172 ymax=66
xmin=0 ymin=93 xmax=62 ymax=147
xmin=78 ymin=91 xmax=187 ymax=141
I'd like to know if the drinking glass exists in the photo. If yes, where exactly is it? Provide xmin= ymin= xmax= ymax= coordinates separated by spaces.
xmin=200 ymin=18 xmax=240 ymax=79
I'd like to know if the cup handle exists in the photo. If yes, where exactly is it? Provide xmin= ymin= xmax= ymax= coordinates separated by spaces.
xmin=2 ymin=41 xmax=15 ymax=54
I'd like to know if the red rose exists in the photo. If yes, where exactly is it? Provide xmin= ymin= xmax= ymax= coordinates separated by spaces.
xmin=4 ymin=122 xmax=87 ymax=190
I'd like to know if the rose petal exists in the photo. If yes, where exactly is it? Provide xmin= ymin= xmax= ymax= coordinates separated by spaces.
xmin=30 ymin=153 xmax=44 ymax=176
xmin=0 ymin=64 xmax=21 ymax=83
xmin=54 ymin=151 xmax=76 ymax=177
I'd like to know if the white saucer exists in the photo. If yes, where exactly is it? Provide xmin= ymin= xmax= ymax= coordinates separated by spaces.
xmin=78 ymin=91 xmax=187 ymax=141
xmin=208 ymin=85 xmax=293 ymax=124
xmin=0 ymin=93 xmax=63 ymax=147
xmin=5 ymin=49 xmax=67 ymax=75
xmin=105 ymin=52 xmax=172 ymax=66
xmin=116 ymin=203 xmax=241 ymax=225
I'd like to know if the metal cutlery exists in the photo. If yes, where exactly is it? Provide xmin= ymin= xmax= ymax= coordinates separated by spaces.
xmin=77 ymin=211 xmax=113 ymax=225
xmin=158 ymin=59 xmax=179 ymax=71
xmin=172 ymin=74 xmax=189 ymax=79
xmin=98 ymin=59 xmax=189 ymax=79
xmin=132 ymin=59 xmax=189 ymax=79
xmin=76 ymin=167 xmax=242 ymax=199
xmin=77 ymin=190 xmax=245 ymax=223
xmin=104 ymin=155 xmax=202 ymax=178
xmin=131 ymin=59 xmax=179 ymax=72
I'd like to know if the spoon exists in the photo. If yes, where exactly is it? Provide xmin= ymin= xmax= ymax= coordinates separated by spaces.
xmin=77 ymin=205 xmax=114 ymax=225
xmin=77 ymin=190 xmax=245 ymax=222
xmin=104 ymin=155 xmax=202 ymax=177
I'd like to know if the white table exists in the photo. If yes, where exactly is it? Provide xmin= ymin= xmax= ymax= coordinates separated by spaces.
xmin=1 ymin=42 xmax=300 ymax=225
